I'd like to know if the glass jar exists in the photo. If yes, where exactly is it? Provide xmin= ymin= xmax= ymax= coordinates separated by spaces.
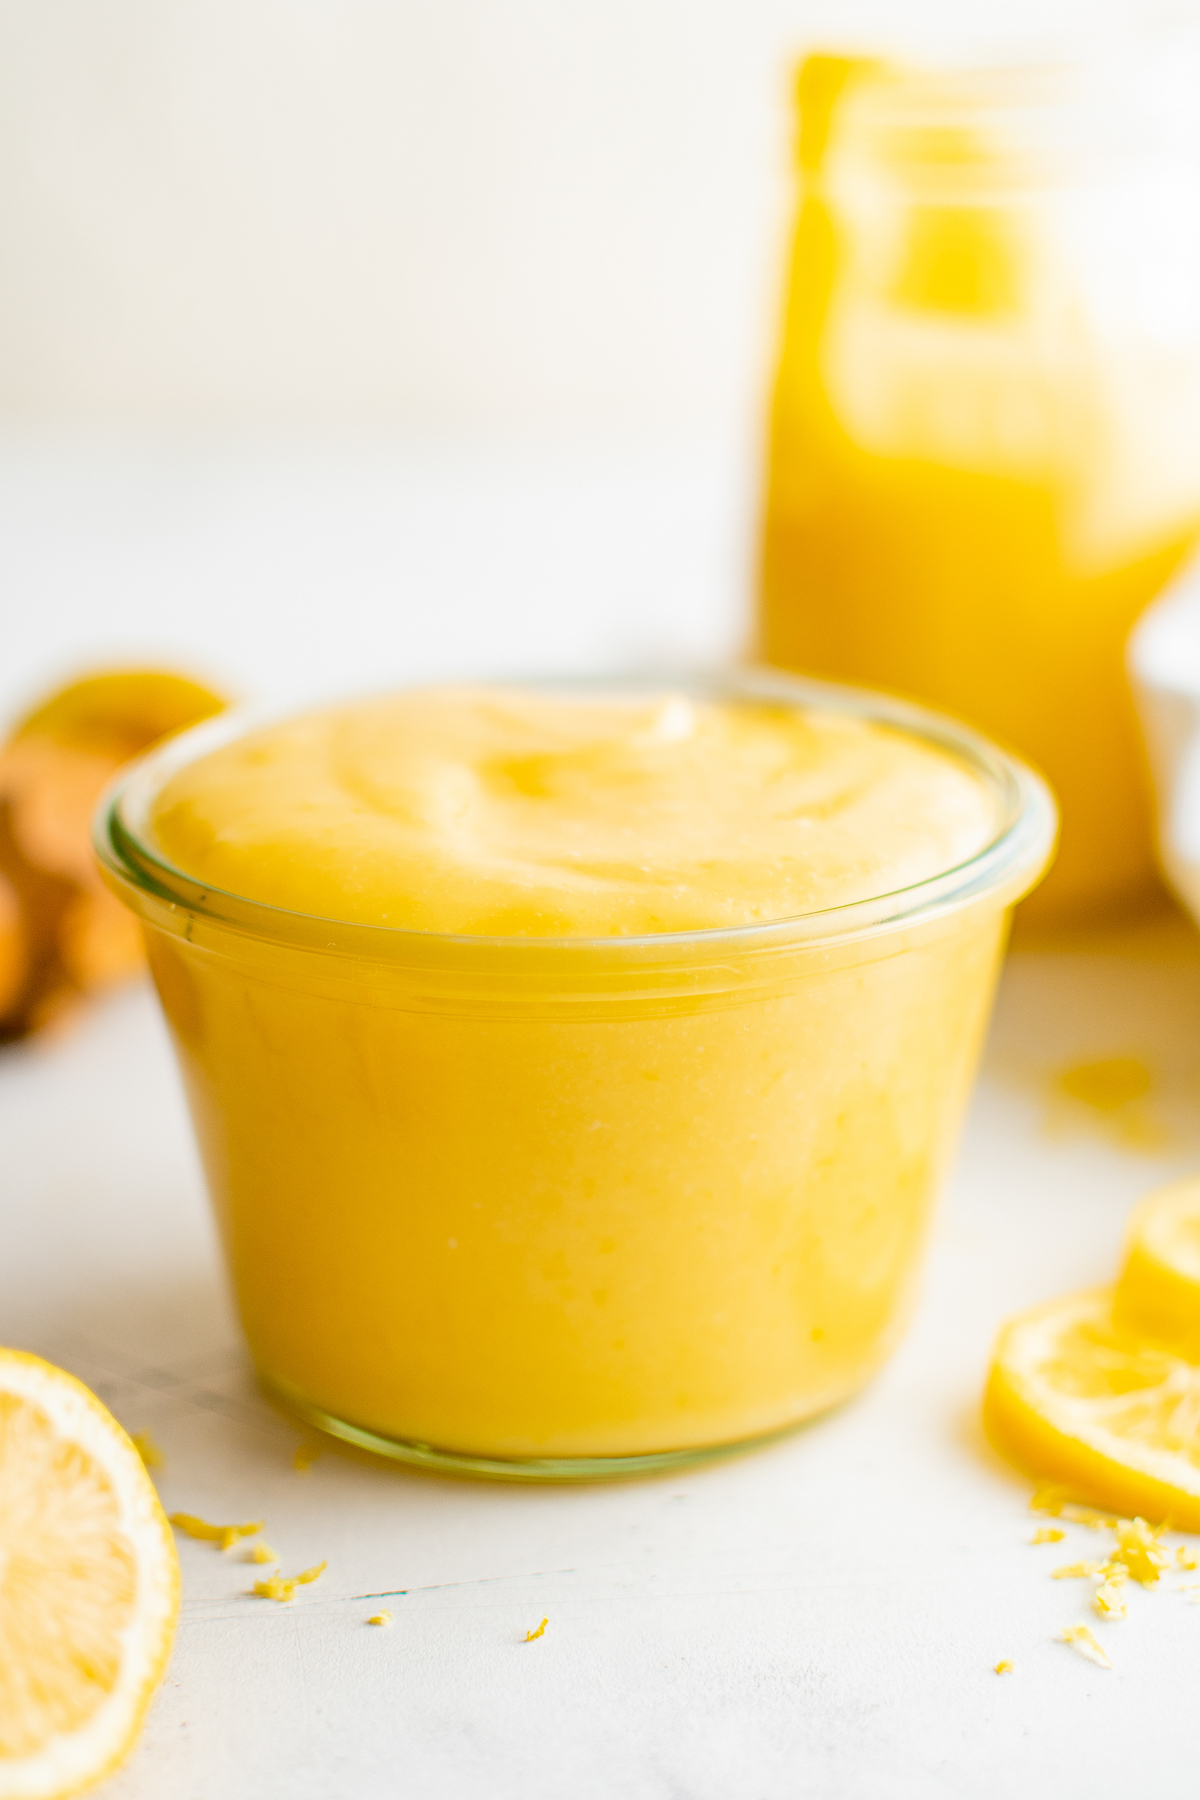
xmin=759 ymin=45 xmax=1200 ymax=925
xmin=96 ymin=672 xmax=1054 ymax=1480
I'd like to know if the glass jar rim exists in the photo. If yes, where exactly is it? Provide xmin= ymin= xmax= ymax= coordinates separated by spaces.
xmin=94 ymin=667 xmax=1056 ymax=971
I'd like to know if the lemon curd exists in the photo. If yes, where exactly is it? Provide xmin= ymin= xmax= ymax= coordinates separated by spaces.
xmin=149 ymin=688 xmax=1000 ymax=935
xmin=99 ymin=678 xmax=1054 ymax=1477
xmin=761 ymin=55 xmax=1200 ymax=925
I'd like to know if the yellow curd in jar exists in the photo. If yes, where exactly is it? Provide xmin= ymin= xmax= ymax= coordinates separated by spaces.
xmin=760 ymin=56 xmax=1200 ymax=926
xmin=149 ymin=688 xmax=999 ymax=935
xmin=101 ymin=680 xmax=1053 ymax=1473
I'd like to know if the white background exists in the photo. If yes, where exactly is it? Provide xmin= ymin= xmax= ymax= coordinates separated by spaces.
xmin=0 ymin=0 xmax=1166 ymax=436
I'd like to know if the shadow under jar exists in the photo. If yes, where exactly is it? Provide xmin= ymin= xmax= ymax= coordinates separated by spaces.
xmin=96 ymin=671 xmax=1054 ymax=1480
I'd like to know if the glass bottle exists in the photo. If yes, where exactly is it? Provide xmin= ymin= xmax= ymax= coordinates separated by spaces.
xmin=759 ymin=45 xmax=1200 ymax=924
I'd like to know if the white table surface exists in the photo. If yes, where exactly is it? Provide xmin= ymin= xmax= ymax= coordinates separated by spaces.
xmin=4 ymin=439 xmax=1200 ymax=1798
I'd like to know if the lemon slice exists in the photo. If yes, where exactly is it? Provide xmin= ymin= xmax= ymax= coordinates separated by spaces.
xmin=984 ymin=1288 xmax=1200 ymax=1529
xmin=0 ymin=1350 xmax=180 ymax=1800
xmin=1113 ymin=1176 xmax=1200 ymax=1360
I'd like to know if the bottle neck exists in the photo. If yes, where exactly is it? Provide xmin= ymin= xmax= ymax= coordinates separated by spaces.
xmin=803 ymin=45 xmax=1200 ymax=203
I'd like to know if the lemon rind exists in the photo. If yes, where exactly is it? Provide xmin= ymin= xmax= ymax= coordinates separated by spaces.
xmin=984 ymin=1286 xmax=1200 ymax=1531
xmin=0 ymin=1349 xmax=180 ymax=1800
xmin=1113 ymin=1176 xmax=1200 ymax=1359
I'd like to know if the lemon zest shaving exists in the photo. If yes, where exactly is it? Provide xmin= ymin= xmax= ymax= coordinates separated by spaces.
xmin=1107 ymin=1518 xmax=1167 ymax=1586
xmin=1029 ymin=1487 xmax=1114 ymax=1530
xmin=252 ymin=1574 xmax=292 ymax=1603
xmin=1176 ymin=1545 xmax=1198 ymax=1570
xmin=1063 ymin=1505 xmax=1120 ymax=1531
xmin=993 ymin=1660 xmax=1014 ymax=1674
xmin=1094 ymin=1580 xmax=1127 ymax=1619
xmin=252 ymin=1561 xmax=327 ymax=1604
xmin=1051 ymin=1561 xmax=1103 ymax=1580
xmin=294 ymin=1443 xmax=322 ymax=1474
xmin=524 ymin=1618 xmax=548 ymax=1642
xmin=249 ymin=1543 xmax=279 ymax=1565
xmin=1059 ymin=1624 xmax=1111 ymax=1669
xmin=1030 ymin=1527 xmax=1065 ymax=1544
xmin=367 ymin=1612 xmax=393 ymax=1626
xmin=131 ymin=1431 xmax=164 ymax=1471
xmin=170 ymin=1513 xmax=265 ymax=1552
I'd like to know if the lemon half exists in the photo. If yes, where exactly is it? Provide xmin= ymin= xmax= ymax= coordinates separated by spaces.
xmin=0 ymin=1350 xmax=180 ymax=1800
xmin=985 ymin=1288 xmax=1200 ymax=1529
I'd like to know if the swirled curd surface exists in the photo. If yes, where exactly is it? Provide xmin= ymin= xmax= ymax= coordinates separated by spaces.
xmin=149 ymin=686 xmax=997 ymax=935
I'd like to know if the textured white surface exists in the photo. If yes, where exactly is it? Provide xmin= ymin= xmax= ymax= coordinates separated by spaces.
xmin=5 ymin=929 xmax=1200 ymax=1799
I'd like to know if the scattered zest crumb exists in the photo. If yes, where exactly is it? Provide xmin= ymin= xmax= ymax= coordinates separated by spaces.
xmin=1065 ymin=1507 xmax=1117 ymax=1531
xmin=1024 ymin=1493 xmax=1199 ymax=1661
xmin=1059 ymin=1624 xmax=1112 ymax=1669
xmin=131 ymin=1430 xmax=164 ymax=1471
xmin=252 ymin=1561 xmax=328 ymax=1603
xmin=524 ymin=1618 xmax=548 ymax=1642
xmin=994 ymin=1660 xmax=1014 ymax=1675
xmin=294 ymin=1442 xmax=322 ymax=1474
xmin=1029 ymin=1486 xmax=1112 ymax=1530
xmin=1094 ymin=1579 xmax=1128 ymax=1620
xmin=367 ymin=1612 xmax=393 ymax=1627
xmin=249 ymin=1543 xmax=279 ymax=1565
xmin=1108 ymin=1518 xmax=1167 ymax=1587
xmin=252 ymin=1574 xmax=292 ymax=1603
xmin=170 ymin=1513 xmax=265 ymax=1552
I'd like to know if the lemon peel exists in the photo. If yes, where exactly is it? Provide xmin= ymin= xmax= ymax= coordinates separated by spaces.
xmin=524 ymin=1618 xmax=548 ymax=1642
xmin=1059 ymin=1624 xmax=1111 ymax=1668
xmin=169 ymin=1514 xmax=265 ymax=1553
xmin=1028 ymin=1484 xmax=1115 ymax=1529
xmin=1094 ymin=1579 xmax=1127 ymax=1619
xmin=130 ymin=1431 xmax=163 ymax=1472
xmin=252 ymin=1562 xmax=327 ymax=1604
xmin=1107 ymin=1517 xmax=1168 ymax=1586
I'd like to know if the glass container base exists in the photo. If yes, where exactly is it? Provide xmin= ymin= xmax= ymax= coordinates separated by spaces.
xmin=262 ymin=1377 xmax=809 ymax=1484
